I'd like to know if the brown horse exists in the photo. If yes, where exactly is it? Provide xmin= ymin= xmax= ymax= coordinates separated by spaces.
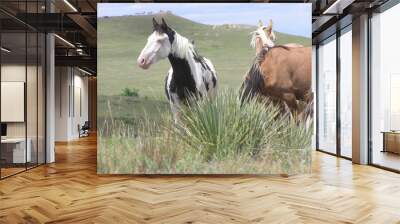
xmin=242 ymin=20 xmax=312 ymax=118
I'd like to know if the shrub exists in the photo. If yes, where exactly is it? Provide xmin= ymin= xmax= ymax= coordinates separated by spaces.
xmin=173 ymin=90 xmax=283 ymax=161
xmin=121 ymin=87 xmax=139 ymax=97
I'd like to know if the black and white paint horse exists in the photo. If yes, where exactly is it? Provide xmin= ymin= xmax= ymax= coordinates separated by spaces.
xmin=137 ymin=18 xmax=217 ymax=121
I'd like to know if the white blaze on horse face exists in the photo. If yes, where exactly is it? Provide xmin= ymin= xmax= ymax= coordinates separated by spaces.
xmin=251 ymin=20 xmax=276 ymax=51
xmin=137 ymin=31 xmax=171 ymax=70
xmin=251 ymin=27 xmax=275 ymax=55
xmin=256 ymin=26 xmax=275 ymax=48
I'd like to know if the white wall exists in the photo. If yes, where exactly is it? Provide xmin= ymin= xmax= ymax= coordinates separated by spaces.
xmin=55 ymin=67 xmax=89 ymax=141
xmin=55 ymin=66 xmax=69 ymax=141
xmin=70 ymin=73 xmax=89 ymax=138
xmin=1 ymin=65 xmax=27 ymax=140
xmin=1 ymin=65 xmax=40 ymax=137
xmin=1 ymin=63 xmax=46 ymax=164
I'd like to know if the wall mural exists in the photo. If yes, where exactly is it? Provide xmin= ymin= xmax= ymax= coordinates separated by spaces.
xmin=97 ymin=3 xmax=313 ymax=174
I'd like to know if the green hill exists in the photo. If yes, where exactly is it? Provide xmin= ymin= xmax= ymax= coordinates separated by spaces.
xmin=98 ymin=12 xmax=311 ymax=97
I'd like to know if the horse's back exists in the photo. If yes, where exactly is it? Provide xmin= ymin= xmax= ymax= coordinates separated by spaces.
xmin=265 ymin=47 xmax=311 ymax=75
xmin=284 ymin=43 xmax=304 ymax=48
xmin=260 ymin=46 xmax=311 ymax=95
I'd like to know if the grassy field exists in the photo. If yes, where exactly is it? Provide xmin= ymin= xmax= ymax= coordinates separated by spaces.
xmin=97 ymin=12 xmax=312 ymax=174
xmin=98 ymin=91 xmax=312 ymax=174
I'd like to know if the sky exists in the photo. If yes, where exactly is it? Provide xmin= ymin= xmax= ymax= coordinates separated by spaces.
xmin=98 ymin=3 xmax=311 ymax=38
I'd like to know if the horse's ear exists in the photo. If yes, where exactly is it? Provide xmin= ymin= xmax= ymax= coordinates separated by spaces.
xmin=258 ymin=20 xmax=263 ymax=27
xmin=161 ymin=18 xmax=169 ymax=29
xmin=152 ymin=18 xmax=159 ymax=30
xmin=267 ymin=19 xmax=273 ymax=31
xmin=265 ymin=19 xmax=273 ymax=37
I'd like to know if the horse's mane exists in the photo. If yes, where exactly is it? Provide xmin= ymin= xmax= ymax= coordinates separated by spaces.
xmin=241 ymin=45 xmax=291 ymax=100
xmin=170 ymin=31 xmax=211 ymax=72
xmin=250 ymin=32 xmax=258 ymax=48
xmin=192 ymin=48 xmax=209 ymax=70
xmin=192 ymin=48 xmax=204 ymax=61
xmin=256 ymin=45 xmax=290 ymax=65
xmin=171 ymin=31 xmax=196 ymax=59
xmin=256 ymin=48 xmax=268 ymax=65
xmin=241 ymin=59 xmax=264 ymax=100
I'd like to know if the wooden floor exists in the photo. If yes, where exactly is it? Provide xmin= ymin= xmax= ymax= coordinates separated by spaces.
xmin=1 ymin=135 xmax=400 ymax=223
xmin=0 ymin=167 xmax=26 ymax=178
xmin=373 ymin=150 xmax=400 ymax=171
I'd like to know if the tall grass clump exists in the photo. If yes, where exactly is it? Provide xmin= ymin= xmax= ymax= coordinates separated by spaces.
xmin=174 ymin=90 xmax=283 ymax=161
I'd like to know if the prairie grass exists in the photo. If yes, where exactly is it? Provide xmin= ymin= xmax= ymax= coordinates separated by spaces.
xmin=98 ymin=90 xmax=312 ymax=175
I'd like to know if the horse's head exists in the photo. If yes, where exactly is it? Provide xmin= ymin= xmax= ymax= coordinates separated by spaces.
xmin=137 ymin=18 xmax=174 ymax=70
xmin=251 ymin=20 xmax=276 ymax=54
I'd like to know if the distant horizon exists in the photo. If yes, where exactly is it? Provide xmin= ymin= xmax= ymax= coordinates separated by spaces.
xmin=99 ymin=13 xmax=310 ymax=38
xmin=99 ymin=12 xmax=257 ymax=27
xmin=98 ymin=3 xmax=311 ymax=38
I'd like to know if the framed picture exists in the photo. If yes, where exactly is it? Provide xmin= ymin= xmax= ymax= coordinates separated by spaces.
xmin=97 ymin=3 xmax=313 ymax=174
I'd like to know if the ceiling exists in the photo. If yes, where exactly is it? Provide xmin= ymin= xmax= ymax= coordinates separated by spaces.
xmin=0 ymin=0 xmax=98 ymax=74
xmin=0 ymin=0 xmax=395 ymax=74
xmin=311 ymin=0 xmax=390 ymax=42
